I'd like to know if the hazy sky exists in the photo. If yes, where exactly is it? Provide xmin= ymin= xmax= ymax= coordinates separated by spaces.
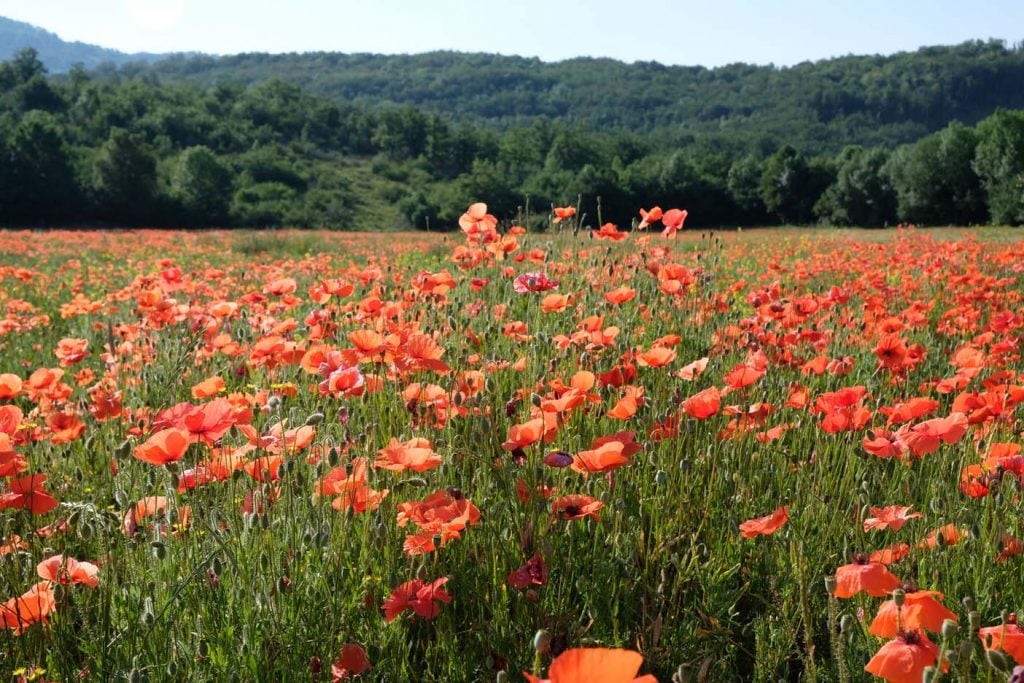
xmin=0 ymin=0 xmax=1019 ymax=67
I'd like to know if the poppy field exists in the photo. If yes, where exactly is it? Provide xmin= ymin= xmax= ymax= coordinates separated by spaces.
xmin=2 ymin=210 xmax=1024 ymax=682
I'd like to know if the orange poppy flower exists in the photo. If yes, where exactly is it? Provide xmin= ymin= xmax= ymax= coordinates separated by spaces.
xmin=660 ymin=208 xmax=688 ymax=238
xmin=677 ymin=357 xmax=708 ymax=381
xmin=36 ymin=555 xmax=100 ymax=588
xmin=863 ymin=506 xmax=923 ymax=533
xmin=636 ymin=346 xmax=676 ymax=368
xmin=54 ymin=337 xmax=89 ymax=367
xmin=191 ymin=376 xmax=226 ymax=399
xmin=869 ymin=587 xmax=956 ymax=638
xmin=134 ymin=428 xmax=191 ymax=466
xmin=832 ymin=555 xmax=901 ymax=598
xmin=0 ymin=374 xmax=22 ymax=399
xmin=739 ymin=506 xmax=789 ymax=539
xmin=604 ymin=286 xmax=635 ymax=304
xmin=503 ymin=418 xmax=548 ymax=451
xmin=460 ymin=203 xmax=498 ymax=237
xmin=375 ymin=437 xmax=443 ymax=473
xmin=571 ymin=440 xmax=633 ymax=476
xmin=552 ymin=206 xmax=576 ymax=224
xmin=595 ymin=223 xmax=629 ymax=241
xmin=637 ymin=206 xmax=663 ymax=230
xmin=0 ymin=581 xmax=56 ymax=634
xmin=864 ymin=630 xmax=943 ymax=683
xmin=525 ymin=648 xmax=657 ymax=683
xmin=870 ymin=543 xmax=911 ymax=566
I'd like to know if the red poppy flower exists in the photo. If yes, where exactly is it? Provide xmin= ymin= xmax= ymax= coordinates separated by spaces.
xmin=552 ymin=494 xmax=604 ymax=522
xmin=0 ymin=474 xmax=58 ymax=515
xmin=382 ymin=577 xmax=451 ymax=623
xmin=739 ymin=506 xmax=789 ymax=539
xmin=332 ymin=643 xmax=371 ymax=680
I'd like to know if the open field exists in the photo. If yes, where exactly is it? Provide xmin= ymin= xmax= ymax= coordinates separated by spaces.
xmin=1 ymin=219 xmax=1024 ymax=681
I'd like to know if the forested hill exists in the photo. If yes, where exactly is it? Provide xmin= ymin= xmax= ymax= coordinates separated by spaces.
xmin=0 ymin=16 xmax=167 ymax=72
xmin=111 ymin=40 xmax=1024 ymax=153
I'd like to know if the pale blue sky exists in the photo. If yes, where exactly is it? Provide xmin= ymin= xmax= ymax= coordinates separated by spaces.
xmin=1 ymin=0 xmax=1019 ymax=67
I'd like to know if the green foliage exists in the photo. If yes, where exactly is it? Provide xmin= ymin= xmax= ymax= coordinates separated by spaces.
xmin=0 ymin=46 xmax=1022 ymax=229
xmin=814 ymin=146 xmax=895 ymax=227
xmin=973 ymin=109 xmax=1024 ymax=225
xmin=170 ymin=146 xmax=232 ymax=226
xmin=91 ymin=127 xmax=157 ymax=224
xmin=887 ymin=122 xmax=986 ymax=225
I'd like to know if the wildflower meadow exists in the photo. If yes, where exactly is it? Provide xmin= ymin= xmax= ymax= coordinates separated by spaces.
xmin=2 ymin=207 xmax=1024 ymax=682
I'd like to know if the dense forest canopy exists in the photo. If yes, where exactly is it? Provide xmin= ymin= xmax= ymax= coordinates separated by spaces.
xmin=1 ymin=31 xmax=1024 ymax=230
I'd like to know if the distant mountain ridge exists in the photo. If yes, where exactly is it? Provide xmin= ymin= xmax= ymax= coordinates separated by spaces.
xmin=4 ymin=13 xmax=1024 ymax=154
xmin=0 ymin=15 xmax=172 ymax=71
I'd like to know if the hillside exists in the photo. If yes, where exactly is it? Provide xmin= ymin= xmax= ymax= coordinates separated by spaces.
xmin=0 ymin=16 xmax=168 ymax=71
xmin=119 ymin=40 xmax=1024 ymax=153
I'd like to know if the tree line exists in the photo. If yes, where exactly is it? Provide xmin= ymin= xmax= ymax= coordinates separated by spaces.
xmin=2 ymin=47 xmax=1024 ymax=230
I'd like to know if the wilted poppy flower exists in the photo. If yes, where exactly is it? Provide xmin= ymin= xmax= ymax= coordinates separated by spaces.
xmin=382 ymin=577 xmax=451 ymax=623
xmin=524 ymin=647 xmax=657 ymax=683
xmin=739 ymin=506 xmax=789 ymax=539
xmin=864 ymin=629 xmax=943 ymax=683
xmin=36 ymin=555 xmax=100 ymax=588
xmin=508 ymin=553 xmax=549 ymax=590
xmin=833 ymin=555 xmax=901 ymax=598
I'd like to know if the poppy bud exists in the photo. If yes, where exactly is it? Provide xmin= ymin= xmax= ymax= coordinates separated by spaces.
xmin=655 ymin=470 xmax=668 ymax=485
xmin=267 ymin=395 xmax=282 ymax=411
xmin=892 ymin=589 xmax=906 ymax=607
xmin=941 ymin=618 xmax=958 ymax=640
xmin=986 ymin=649 xmax=1012 ymax=672
xmin=962 ymin=596 xmax=975 ymax=611
xmin=530 ymin=393 xmax=542 ymax=408
xmin=969 ymin=610 xmax=982 ymax=632
xmin=824 ymin=576 xmax=838 ymax=596
xmin=673 ymin=663 xmax=693 ymax=683
xmin=533 ymin=629 xmax=551 ymax=655
xmin=304 ymin=412 xmax=324 ymax=426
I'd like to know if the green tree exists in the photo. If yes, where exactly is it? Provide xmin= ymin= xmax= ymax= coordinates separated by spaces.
xmin=887 ymin=122 xmax=986 ymax=225
xmin=814 ymin=146 xmax=895 ymax=227
xmin=973 ymin=109 xmax=1024 ymax=225
xmin=760 ymin=146 xmax=828 ymax=224
xmin=91 ymin=127 xmax=158 ymax=224
xmin=2 ymin=110 xmax=78 ymax=225
xmin=170 ymin=145 xmax=232 ymax=226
